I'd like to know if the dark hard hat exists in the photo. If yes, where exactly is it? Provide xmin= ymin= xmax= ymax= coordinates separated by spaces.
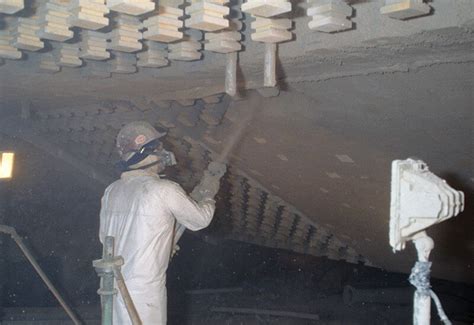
xmin=116 ymin=121 xmax=165 ymax=160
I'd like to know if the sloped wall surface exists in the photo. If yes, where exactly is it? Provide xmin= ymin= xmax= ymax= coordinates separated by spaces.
xmin=1 ymin=61 xmax=472 ymax=283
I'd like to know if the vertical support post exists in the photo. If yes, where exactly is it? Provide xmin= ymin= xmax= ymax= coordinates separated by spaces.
xmin=411 ymin=232 xmax=434 ymax=325
xmin=414 ymin=290 xmax=431 ymax=325
xmin=101 ymin=236 xmax=115 ymax=325
xmin=225 ymin=52 xmax=238 ymax=97
xmin=94 ymin=236 xmax=142 ymax=325
xmin=264 ymin=43 xmax=277 ymax=88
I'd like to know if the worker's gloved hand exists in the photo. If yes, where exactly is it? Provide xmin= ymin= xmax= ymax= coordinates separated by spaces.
xmin=191 ymin=161 xmax=227 ymax=201
xmin=207 ymin=161 xmax=227 ymax=178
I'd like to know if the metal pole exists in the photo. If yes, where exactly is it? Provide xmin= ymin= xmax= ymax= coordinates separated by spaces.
xmin=414 ymin=290 xmax=431 ymax=325
xmin=411 ymin=232 xmax=434 ymax=325
xmin=100 ymin=236 xmax=115 ymax=325
xmin=94 ymin=236 xmax=142 ymax=325
xmin=264 ymin=43 xmax=277 ymax=88
xmin=0 ymin=225 xmax=82 ymax=325
xmin=225 ymin=52 xmax=238 ymax=97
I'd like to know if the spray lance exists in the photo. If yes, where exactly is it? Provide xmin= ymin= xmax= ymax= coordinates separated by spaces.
xmin=170 ymin=95 xmax=260 ymax=257
xmin=190 ymin=94 xmax=260 ymax=202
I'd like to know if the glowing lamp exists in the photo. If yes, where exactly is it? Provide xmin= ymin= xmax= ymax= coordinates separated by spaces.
xmin=0 ymin=152 xmax=15 ymax=179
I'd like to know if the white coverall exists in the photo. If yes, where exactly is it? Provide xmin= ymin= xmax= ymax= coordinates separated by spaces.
xmin=99 ymin=169 xmax=215 ymax=324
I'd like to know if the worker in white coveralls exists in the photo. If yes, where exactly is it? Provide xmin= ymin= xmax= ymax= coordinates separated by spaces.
xmin=99 ymin=121 xmax=226 ymax=324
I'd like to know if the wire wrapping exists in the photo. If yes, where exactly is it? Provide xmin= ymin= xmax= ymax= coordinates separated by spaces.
xmin=409 ymin=261 xmax=452 ymax=325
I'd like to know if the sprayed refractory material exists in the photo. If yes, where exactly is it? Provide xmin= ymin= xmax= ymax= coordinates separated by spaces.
xmin=80 ymin=30 xmax=110 ymax=60
xmin=202 ymin=94 xmax=223 ymax=104
xmin=68 ymin=0 xmax=109 ymax=30
xmin=143 ymin=6 xmax=183 ymax=43
xmin=7 ymin=99 xmax=371 ymax=267
xmin=0 ymin=30 xmax=22 ymax=59
xmin=0 ymin=0 xmax=23 ymax=14
xmin=137 ymin=41 xmax=169 ymax=68
xmin=225 ymin=170 xmax=368 ymax=263
xmin=176 ymin=98 xmax=197 ymax=107
xmin=185 ymin=0 xmax=229 ymax=32
xmin=108 ymin=14 xmax=143 ymax=53
xmin=178 ymin=105 xmax=200 ymax=127
xmin=200 ymin=96 xmax=228 ymax=126
xmin=306 ymin=0 xmax=353 ymax=33
xmin=37 ymin=0 xmax=73 ymax=42
xmin=11 ymin=17 xmax=44 ymax=51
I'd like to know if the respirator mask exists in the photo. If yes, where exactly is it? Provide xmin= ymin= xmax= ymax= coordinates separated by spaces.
xmin=116 ymin=138 xmax=177 ymax=172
